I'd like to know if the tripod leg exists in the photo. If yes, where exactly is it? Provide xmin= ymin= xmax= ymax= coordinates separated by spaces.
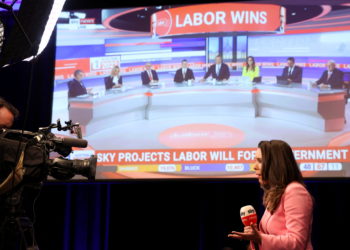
xmin=16 ymin=217 xmax=39 ymax=250
xmin=0 ymin=215 xmax=39 ymax=250
xmin=0 ymin=216 xmax=20 ymax=250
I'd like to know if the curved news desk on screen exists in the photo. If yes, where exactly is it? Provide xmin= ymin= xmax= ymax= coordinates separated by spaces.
xmin=255 ymin=84 xmax=345 ymax=132
xmin=68 ymin=82 xmax=345 ymax=135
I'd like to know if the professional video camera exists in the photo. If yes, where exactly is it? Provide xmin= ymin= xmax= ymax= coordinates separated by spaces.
xmin=0 ymin=119 xmax=96 ymax=194
xmin=0 ymin=120 xmax=96 ymax=249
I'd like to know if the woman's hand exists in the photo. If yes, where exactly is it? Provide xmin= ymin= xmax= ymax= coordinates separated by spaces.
xmin=228 ymin=223 xmax=262 ymax=244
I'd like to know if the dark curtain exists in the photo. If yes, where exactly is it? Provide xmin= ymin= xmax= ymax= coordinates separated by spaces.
xmin=0 ymin=17 xmax=55 ymax=132
xmin=0 ymin=7 xmax=350 ymax=250
xmin=33 ymin=181 xmax=350 ymax=250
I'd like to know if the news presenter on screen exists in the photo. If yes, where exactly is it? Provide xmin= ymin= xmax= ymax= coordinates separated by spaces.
xmin=281 ymin=57 xmax=303 ymax=83
xmin=68 ymin=70 xmax=91 ymax=98
xmin=104 ymin=65 xmax=123 ymax=90
xmin=174 ymin=59 xmax=195 ymax=83
xmin=141 ymin=62 xmax=159 ymax=85
xmin=201 ymin=55 xmax=230 ymax=82
xmin=242 ymin=56 xmax=260 ymax=81
xmin=312 ymin=60 xmax=344 ymax=89
xmin=228 ymin=140 xmax=313 ymax=250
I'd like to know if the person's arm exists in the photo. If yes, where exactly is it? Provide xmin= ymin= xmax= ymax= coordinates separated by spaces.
xmin=259 ymin=184 xmax=313 ymax=250
xmin=104 ymin=77 xmax=108 ymax=90
xmin=316 ymin=71 xmax=326 ymax=85
xmin=242 ymin=66 xmax=247 ymax=77
xmin=294 ymin=67 xmax=303 ymax=83
xmin=153 ymin=70 xmax=159 ymax=81
xmin=203 ymin=65 xmax=213 ymax=80
xmin=255 ymin=66 xmax=260 ymax=78
xmin=69 ymin=81 xmax=79 ymax=97
xmin=174 ymin=69 xmax=181 ymax=82
xmin=119 ymin=76 xmax=123 ymax=85
xmin=141 ymin=72 xmax=148 ymax=85
xmin=189 ymin=69 xmax=195 ymax=80
xmin=223 ymin=64 xmax=230 ymax=80
xmin=104 ymin=77 xmax=113 ymax=90
xmin=332 ymin=70 xmax=344 ymax=89
xmin=82 ymin=85 xmax=89 ymax=95
xmin=69 ymin=81 xmax=86 ymax=97
xmin=281 ymin=67 xmax=288 ymax=79
xmin=68 ymin=81 xmax=75 ymax=98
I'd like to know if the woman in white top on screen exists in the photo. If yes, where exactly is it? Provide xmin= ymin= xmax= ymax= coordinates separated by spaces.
xmin=104 ymin=66 xmax=123 ymax=90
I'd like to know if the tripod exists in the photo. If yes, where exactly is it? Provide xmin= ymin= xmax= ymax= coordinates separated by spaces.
xmin=0 ymin=184 xmax=40 ymax=250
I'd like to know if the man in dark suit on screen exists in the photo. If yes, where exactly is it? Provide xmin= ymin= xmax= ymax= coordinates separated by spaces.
xmin=174 ymin=59 xmax=195 ymax=83
xmin=141 ymin=62 xmax=159 ymax=85
xmin=68 ymin=70 xmax=88 ymax=98
xmin=314 ymin=60 xmax=344 ymax=89
xmin=281 ymin=57 xmax=303 ymax=83
xmin=201 ymin=55 xmax=230 ymax=82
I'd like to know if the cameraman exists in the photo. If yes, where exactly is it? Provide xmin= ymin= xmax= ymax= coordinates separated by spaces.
xmin=0 ymin=98 xmax=19 ymax=129
xmin=0 ymin=98 xmax=42 ymax=249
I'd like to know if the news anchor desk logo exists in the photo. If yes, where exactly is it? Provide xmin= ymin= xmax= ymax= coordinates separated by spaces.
xmin=151 ymin=3 xmax=285 ymax=38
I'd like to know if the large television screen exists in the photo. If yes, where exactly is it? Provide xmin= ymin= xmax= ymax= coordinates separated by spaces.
xmin=52 ymin=3 xmax=350 ymax=179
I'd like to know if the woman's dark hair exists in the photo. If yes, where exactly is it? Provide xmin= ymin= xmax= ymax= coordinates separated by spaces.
xmin=258 ymin=140 xmax=304 ymax=213
xmin=246 ymin=56 xmax=256 ymax=71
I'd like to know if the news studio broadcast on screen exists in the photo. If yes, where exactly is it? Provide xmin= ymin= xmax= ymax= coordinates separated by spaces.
xmin=52 ymin=2 xmax=350 ymax=180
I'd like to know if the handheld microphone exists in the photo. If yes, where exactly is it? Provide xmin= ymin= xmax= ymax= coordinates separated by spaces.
xmin=240 ymin=205 xmax=257 ymax=227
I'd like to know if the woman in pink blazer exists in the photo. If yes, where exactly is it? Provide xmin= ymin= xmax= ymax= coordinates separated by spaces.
xmin=229 ymin=140 xmax=313 ymax=250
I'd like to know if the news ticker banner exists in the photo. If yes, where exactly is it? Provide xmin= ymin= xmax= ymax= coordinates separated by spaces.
xmin=54 ymin=59 xmax=350 ymax=81
xmin=69 ymin=146 xmax=348 ymax=173
xmin=151 ymin=3 xmax=285 ymax=37
xmin=95 ymin=147 xmax=350 ymax=165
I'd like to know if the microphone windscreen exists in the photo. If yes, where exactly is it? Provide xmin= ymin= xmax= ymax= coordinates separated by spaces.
xmin=240 ymin=205 xmax=257 ymax=226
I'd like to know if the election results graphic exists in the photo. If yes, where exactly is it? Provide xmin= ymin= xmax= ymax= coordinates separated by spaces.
xmin=53 ymin=3 xmax=350 ymax=179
